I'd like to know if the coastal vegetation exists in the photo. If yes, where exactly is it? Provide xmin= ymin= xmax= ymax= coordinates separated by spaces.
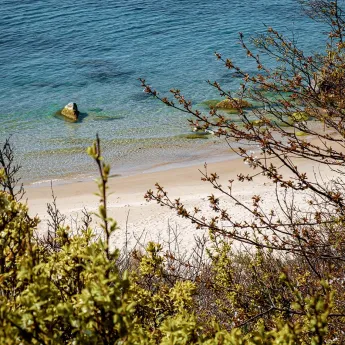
xmin=0 ymin=136 xmax=332 ymax=344
xmin=2 ymin=0 xmax=345 ymax=343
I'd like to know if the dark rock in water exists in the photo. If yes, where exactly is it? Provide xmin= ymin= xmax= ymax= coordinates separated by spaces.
xmin=216 ymin=99 xmax=252 ymax=109
xmin=61 ymin=103 xmax=79 ymax=121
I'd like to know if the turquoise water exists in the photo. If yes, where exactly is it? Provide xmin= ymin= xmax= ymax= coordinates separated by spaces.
xmin=1 ymin=0 xmax=326 ymax=182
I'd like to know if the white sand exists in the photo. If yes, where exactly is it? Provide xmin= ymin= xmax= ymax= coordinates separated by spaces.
xmin=25 ymin=152 xmax=334 ymax=253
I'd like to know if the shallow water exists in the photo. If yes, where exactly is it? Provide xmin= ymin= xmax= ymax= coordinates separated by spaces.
xmin=0 ymin=0 xmax=327 ymax=182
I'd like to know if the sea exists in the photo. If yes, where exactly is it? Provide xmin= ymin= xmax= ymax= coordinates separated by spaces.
xmin=0 ymin=0 xmax=327 ymax=183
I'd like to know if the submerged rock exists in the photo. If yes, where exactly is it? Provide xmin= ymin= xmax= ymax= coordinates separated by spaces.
xmin=215 ymin=98 xmax=252 ymax=110
xmin=61 ymin=103 xmax=79 ymax=121
xmin=201 ymin=99 xmax=239 ymax=114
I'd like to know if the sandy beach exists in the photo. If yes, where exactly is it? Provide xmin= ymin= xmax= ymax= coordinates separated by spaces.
xmin=24 ymin=148 xmax=329 ymax=253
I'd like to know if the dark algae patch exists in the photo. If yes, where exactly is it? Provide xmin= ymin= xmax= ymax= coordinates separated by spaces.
xmin=178 ymin=133 xmax=210 ymax=140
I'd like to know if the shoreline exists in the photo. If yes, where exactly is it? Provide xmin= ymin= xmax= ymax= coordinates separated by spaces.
xmin=20 ymin=119 xmax=329 ymax=187
xmin=25 ymin=132 xmax=337 ymax=253
xmin=23 ymin=137 xmax=237 ymax=187
xmin=26 ymin=152 xmax=256 ymax=250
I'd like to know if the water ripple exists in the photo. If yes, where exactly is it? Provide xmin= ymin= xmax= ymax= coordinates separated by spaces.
xmin=0 ymin=0 xmax=327 ymax=180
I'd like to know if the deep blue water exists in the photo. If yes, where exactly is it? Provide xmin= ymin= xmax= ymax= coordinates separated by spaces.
xmin=0 ymin=0 xmax=327 ymax=182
